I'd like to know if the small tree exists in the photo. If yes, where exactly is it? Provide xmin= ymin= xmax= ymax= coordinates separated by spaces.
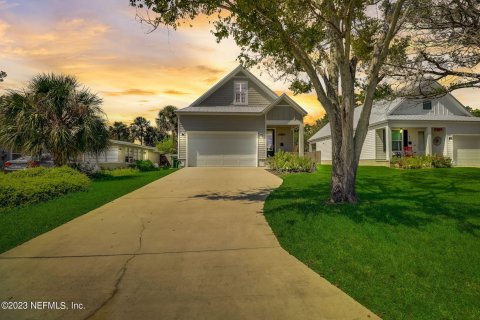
xmin=0 ymin=73 xmax=109 ymax=166
xmin=0 ymin=71 xmax=6 ymax=82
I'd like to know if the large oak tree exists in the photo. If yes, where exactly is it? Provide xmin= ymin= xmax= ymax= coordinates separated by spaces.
xmin=130 ymin=0 xmax=479 ymax=203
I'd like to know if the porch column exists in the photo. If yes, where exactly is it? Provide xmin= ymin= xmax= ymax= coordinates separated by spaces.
xmin=385 ymin=125 xmax=391 ymax=161
xmin=426 ymin=127 xmax=432 ymax=155
xmin=298 ymin=123 xmax=304 ymax=156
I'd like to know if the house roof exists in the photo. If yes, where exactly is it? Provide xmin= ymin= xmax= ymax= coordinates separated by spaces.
xmin=308 ymin=98 xmax=480 ymax=142
xmin=109 ymin=139 xmax=158 ymax=151
xmin=188 ymin=65 xmax=279 ymax=107
xmin=176 ymin=66 xmax=308 ymax=116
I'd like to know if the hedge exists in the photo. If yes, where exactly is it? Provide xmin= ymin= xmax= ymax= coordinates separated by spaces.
xmin=390 ymin=155 xmax=452 ymax=169
xmin=268 ymin=151 xmax=316 ymax=173
xmin=0 ymin=166 xmax=90 ymax=208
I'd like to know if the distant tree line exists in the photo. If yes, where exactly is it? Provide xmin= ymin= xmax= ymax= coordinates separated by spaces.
xmin=108 ymin=105 xmax=178 ymax=147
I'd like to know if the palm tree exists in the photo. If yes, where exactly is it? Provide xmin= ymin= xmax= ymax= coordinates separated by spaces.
xmin=109 ymin=121 xmax=131 ymax=141
xmin=156 ymin=105 xmax=178 ymax=138
xmin=130 ymin=117 xmax=150 ymax=145
xmin=0 ymin=73 xmax=109 ymax=166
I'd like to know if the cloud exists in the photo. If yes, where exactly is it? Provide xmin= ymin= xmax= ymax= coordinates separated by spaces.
xmin=162 ymin=89 xmax=189 ymax=95
xmin=102 ymin=89 xmax=156 ymax=96
xmin=195 ymin=65 xmax=224 ymax=75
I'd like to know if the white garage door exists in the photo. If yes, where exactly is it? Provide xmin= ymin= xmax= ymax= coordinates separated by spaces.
xmin=187 ymin=132 xmax=257 ymax=167
xmin=454 ymin=135 xmax=480 ymax=166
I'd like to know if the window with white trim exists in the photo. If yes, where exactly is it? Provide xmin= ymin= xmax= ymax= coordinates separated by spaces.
xmin=234 ymin=81 xmax=248 ymax=105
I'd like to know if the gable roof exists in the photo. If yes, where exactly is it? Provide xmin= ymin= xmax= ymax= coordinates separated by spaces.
xmin=308 ymin=96 xmax=480 ymax=142
xmin=176 ymin=65 xmax=308 ymax=116
xmin=264 ymin=93 xmax=308 ymax=116
xmin=189 ymin=65 xmax=278 ymax=107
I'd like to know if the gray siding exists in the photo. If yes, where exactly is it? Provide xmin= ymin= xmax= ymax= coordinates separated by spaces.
xmin=267 ymin=105 xmax=303 ymax=121
xmin=393 ymin=95 xmax=467 ymax=116
xmin=196 ymin=77 xmax=273 ymax=107
xmin=178 ymin=115 xmax=266 ymax=163
xmin=375 ymin=128 xmax=386 ymax=160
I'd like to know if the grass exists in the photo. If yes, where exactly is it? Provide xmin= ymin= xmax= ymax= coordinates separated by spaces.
xmin=264 ymin=165 xmax=480 ymax=320
xmin=0 ymin=168 xmax=177 ymax=253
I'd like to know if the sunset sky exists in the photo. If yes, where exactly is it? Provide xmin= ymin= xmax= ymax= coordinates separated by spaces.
xmin=0 ymin=0 xmax=478 ymax=126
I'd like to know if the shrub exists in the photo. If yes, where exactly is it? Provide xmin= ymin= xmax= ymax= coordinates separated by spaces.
xmin=268 ymin=151 xmax=316 ymax=173
xmin=0 ymin=166 xmax=90 ymax=208
xmin=156 ymin=137 xmax=176 ymax=154
xmin=390 ymin=155 xmax=452 ymax=169
xmin=69 ymin=162 xmax=101 ymax=177
xmin=132 ymin=159 xmax=157 ymax=172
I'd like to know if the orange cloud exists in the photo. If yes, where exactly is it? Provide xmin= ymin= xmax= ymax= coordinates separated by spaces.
xmin=102 ymin=89 xmax=156 ymax=96
xmin=162 ymin=89 xmax=189 ymax=95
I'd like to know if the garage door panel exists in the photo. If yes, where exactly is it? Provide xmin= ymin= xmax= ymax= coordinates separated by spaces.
xmin=188 ymin=132 xmax=257 ymax=167
xmin=454 ymin=135 xmax=480 ymax=166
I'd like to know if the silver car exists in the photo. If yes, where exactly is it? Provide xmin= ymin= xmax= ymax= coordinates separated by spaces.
xmin=3 ymin=154 xmax=54 ymax=172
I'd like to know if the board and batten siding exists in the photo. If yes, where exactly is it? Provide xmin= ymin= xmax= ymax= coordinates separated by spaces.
xmin=197 ymin=76 xmax=273 ymax=107
xmin=178 ymin=115 xmax=266 ymax=164
xmin=392 ymin=95 xmax=466 ymax=116
xmin=266 ymin=105 xmax=303 ymax=121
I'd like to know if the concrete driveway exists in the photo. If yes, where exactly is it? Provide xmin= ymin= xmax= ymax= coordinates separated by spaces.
xmin=0 ymin=168 xmax=378 ymax=320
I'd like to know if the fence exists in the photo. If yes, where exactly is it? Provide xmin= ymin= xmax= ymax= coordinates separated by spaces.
xmin=304 ymin=151 xmax=321 ymax=163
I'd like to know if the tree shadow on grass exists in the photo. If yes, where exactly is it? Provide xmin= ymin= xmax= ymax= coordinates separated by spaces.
xmin=265 ymin=168 xmax=480 ymax=236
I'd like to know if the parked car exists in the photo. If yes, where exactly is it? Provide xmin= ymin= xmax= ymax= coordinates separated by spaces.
xmin=3 ymin=154 xmax=54 ymax=172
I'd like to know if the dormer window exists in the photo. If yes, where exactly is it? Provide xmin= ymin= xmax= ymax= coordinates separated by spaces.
xmin=234 ymin=81 xmax=248 ymax=105
xmin=423 ymin=100 xmax=432 ymax=110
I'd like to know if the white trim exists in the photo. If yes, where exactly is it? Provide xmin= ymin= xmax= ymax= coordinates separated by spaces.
xmin=185 ymin=132 xmax=189 ymax=167
xmin=266 ymin=119 xmax=303 ymax=125
xmin=233 ymin=81 xmax=248 ymax=105
xmin=263 ymin=93 xmax=308 ymax=116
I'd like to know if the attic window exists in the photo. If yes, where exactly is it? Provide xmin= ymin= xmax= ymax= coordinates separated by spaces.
xmin=423 ymin=100 xmax=432 ymax=110
xmin=234 ymin=81 xmax=248 ymax=105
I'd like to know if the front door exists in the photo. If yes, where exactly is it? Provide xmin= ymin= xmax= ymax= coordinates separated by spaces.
xmin=267 ymin=129 xmax=275 ymax=157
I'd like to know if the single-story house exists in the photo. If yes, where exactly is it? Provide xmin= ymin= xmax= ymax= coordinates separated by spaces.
xmin=0 ymin=147 xmax=21 ymax=162
xmin=81 ymin=139 xmax=160 ymax=169
xmin=176 ymin=65 xmax=308 ymax=167
xmin=308 ymin=93 xmax=480 ymax=166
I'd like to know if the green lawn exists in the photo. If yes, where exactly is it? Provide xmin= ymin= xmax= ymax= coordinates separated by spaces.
xmin=264 ymin=166 xmax=480 ymax=320
xmin=0 ymin=169 xmax=177 ymax=253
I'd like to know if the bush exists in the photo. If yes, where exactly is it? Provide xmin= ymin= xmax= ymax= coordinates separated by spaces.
xmin=69 ymin=162 xmax=101 ymax=177
xmin=0 ymin=166 xmax=90 ymax=208
xmin=156 ymin=137 xmax=176 ymax=154
xmin=390 ymin=155 xmax=452 ymax=169
xmin=268 ymin=151 xmax=316 ymax=173
xmin=132 ymin=159 xmax=157 ymax=172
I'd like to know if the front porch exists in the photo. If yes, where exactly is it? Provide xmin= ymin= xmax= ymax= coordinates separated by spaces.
xmin=375 ymin=126 xmax=446 ymax=160
xmin=266 ymin=122 xmax=304 ymax=157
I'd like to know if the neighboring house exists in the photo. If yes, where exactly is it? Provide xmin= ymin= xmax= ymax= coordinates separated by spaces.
xmin=0 ymin=147 xmax=21 ymax=162
xmin=81 ymin=140 xmax=160 ymax=169
xmin=176 ymin=65 xmax=308 ymax=167
xmin=308 ymin=93 xmax=480 ymax=167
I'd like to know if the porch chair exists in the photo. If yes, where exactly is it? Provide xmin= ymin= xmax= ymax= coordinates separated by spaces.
xmin=403 ymin=146 xmax=414 ymax=157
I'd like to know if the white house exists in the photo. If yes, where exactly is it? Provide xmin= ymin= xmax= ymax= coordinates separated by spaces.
xmin=308 ymin=93 xmax=480 ymax=167
xmin=82 ymin=140 xmax=160 ymax=169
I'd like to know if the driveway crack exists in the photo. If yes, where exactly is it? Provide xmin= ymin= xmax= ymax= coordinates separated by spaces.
xmin=83 ymin=220 xmax=146 ymax=320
